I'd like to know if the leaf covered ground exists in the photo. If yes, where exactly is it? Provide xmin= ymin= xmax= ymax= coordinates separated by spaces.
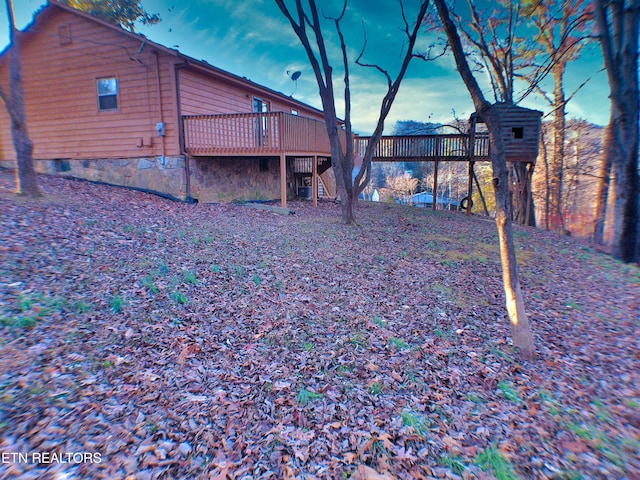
xmin=0 ymin=171 xmax=638 ymax=479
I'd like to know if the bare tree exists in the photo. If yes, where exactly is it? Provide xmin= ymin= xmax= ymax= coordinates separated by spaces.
xmin=273 ymin=0 xmax=430 ymax=224
xmin=434 ymin=0 xmax=535 ymax=360
xmin=593 ymin=0 xmax=639 ymax=263
xmin=0 ymin=0 xmax=42 ymax=197
xmin=386 ymin=172 xmax=419 ymax=203
xmin=521 ymin=0 xmax=594 ymax=234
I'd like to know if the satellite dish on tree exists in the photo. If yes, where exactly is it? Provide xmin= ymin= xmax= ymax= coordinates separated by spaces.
xmin=287 ymin=70 xmax=302 ymax=96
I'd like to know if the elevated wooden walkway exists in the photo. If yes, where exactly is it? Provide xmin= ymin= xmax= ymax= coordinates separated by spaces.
xmin=353 ymin=133 xmax=490 ymax=162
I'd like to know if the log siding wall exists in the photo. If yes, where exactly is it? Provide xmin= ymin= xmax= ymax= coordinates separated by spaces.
xmin=0 ymin=8 xmax=181 ymax=161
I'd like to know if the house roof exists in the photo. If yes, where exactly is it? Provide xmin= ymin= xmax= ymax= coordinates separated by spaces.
xmin=4 ymin=0 xmax=328 ymax=118
xmin=470 ymin=103 xmax=543 ymax=124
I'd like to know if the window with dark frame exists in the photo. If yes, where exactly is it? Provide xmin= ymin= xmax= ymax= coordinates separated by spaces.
xmin=512 ymin=127 xmax=524 ymax=139
xmin=97 ymin=77 xmax=118 ymax=111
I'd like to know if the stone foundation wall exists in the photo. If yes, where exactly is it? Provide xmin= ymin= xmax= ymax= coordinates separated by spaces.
xmin=1 ymin=155 xmax=295 ymax=204
xmin=1 ymin=156 xmax=188 ymax=199
xmin=191 ymin=156 xmax=293 ymax=204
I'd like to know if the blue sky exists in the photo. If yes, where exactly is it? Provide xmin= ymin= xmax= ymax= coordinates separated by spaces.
xmin=2 ymin=0 xmax=609 ymax=134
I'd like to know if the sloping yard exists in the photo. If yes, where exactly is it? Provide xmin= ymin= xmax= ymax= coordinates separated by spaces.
xmin=0 ymin=171 xmax=638 ymax=479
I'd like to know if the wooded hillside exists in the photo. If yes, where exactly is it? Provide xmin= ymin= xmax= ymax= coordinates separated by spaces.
xmin=0 ymin=171 xmax=638 ymax=478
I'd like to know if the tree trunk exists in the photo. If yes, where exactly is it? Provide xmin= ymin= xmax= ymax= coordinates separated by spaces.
xmin=593 ymin=117 xmax=615 ymax=245
xmin=435 ymin=0 xmax=534 ymax=360
xmin=594 ymin=0 xmax=639 ymax=263
xmin=4 ymin=0 xmax=42 ymax=197
xmin=511 ymin=163 xmax=535 ymax=226
xmin=485 ymin=109 xmax=536 ymax=360
xmin=549 ymin=63 xmax=567 ymax=233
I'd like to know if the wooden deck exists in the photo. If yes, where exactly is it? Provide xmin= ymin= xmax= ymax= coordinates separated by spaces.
xmin=182 ymin=113 xmax=491 ymax=162
xmin=182 ymin=112 xmax=339 ymax=157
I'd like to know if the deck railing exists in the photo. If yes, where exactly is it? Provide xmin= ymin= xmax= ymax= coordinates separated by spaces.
xmin=353 ymin=133 xmax=490 ymax=161
xmin=183 ymin=112 xmax=341 ymax=156
xmin=183 ymin=113 xmax=490 ymax=161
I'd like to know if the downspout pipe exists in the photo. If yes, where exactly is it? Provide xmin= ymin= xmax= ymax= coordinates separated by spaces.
xmin=174 ymin=61 xmax=196 ymax=203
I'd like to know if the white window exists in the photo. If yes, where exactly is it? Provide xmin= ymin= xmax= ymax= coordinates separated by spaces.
xmin=97 ymin=77 xmax=118 ymax=111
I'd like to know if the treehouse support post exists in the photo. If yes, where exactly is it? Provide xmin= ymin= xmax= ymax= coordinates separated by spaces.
xmin=467 ymin=161 xmax=475 ymax=216
xmin=433 ymin=160 xmax=439 ymax=210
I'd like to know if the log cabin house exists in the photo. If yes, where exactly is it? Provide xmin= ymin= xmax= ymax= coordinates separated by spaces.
xmin=0 ymin=0 xmax=339 ymax=206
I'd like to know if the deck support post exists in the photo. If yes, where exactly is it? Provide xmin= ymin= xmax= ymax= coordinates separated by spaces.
xmin=280 ymin=154 xmax=287 ymax=208
xmin=432 ymin=160 xmax=439 ymax=210
xmin=312 ymin=155 xmax=318 ymax=207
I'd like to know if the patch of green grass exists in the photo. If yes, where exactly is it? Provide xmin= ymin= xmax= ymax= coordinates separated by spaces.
xmin=497 ymin=381 xmax=521 ymax=403
xmin=389 ymin=337 xmax=410 ymax=350
xmin=109 ymin=295 xmax=124 ymax=314
xmin=74 ymin=300 xmax=94 ymax=313
xmin=590 ymin=398 xmax=612 ymax=423
xmin=210 ymin=264 xmax=222 ymax=273
xmin=296 ymin=388 xmax=323 ymax=405
xmin=233 ymin=265 xmax=245 ymax=278
xmin=347 ymin=332 xmax=367 ymax=349
xmin=474 ymin=445 xmax=520 ymax=480
xmin=567 ymin=422 xmax=593 ymax=440
xmin=557 ymin=471 xmax=584 ymax=480
xmin=440 ymin=454 xmax=466 ymax=475
xmin=183 ymin=271 xmax=198 ymax=285
xmin=368 ymin=382 xmax=383 ymax=395
xmin=434 ymin=328 xmax=453 ymax=339
xmin=302 ymin=341 xmax=315 ymax=351
xmin=252 ymin=274 xmax=261 ymax=286
xmin=1 ymin=315 xmax=39 ymax=329
xmin=489 ymin=344 xmax=515 ymax=362
xmin=371 ymin=315 xmax=386 ymax=327
xmin=141 ymin=275 xmax=159 ymax=294
xmin=566 ymin=300 xmax=584 ymax=311
xmin=18 ymin=293 xmax=36 ymax=312
xmin=467 ymin=392 xmax=486 ymax=404
xmin=155 ymin=261 xmax=170 ymax=276
xmin=203 ymin=234 xmax=213 ymax=245
xmin=172 ymin=291 xmax=188 ymax=305
xmin=336 ymin=363 xmax=354 ymax=375
xmin=401 ymin=410 xmax=429 ymax=437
